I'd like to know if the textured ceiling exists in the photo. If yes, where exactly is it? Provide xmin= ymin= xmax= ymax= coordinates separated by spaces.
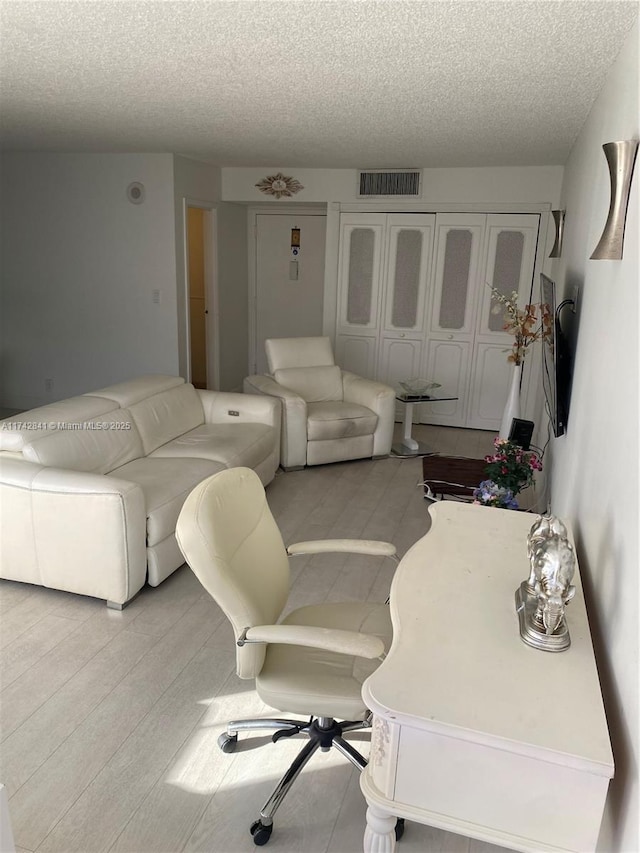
xmin=0 ymin=1 xmax=637 ymax=167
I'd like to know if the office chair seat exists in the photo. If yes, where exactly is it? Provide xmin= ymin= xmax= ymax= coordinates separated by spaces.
xmin=258 ymin=601 xmax=392 ymax=718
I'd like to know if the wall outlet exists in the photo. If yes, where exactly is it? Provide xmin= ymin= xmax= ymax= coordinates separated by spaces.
xmin=152 ymin=289 xmax=161 ymax=304
xmin=44 ymin=378 xmax=54 ymax=392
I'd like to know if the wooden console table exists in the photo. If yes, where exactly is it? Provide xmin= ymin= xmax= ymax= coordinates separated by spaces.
xmin=422 ymin=454 xmax=488 ymax=499
xmin=361 ymin=502 xmax=614 ymax=853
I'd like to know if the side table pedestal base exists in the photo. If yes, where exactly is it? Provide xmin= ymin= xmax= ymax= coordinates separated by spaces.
xmin=391 ymin=440 xmax=433 ymax=458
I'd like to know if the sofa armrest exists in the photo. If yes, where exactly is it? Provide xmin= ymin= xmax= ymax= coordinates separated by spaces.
xmin=0 ymin=459 xmax=147 ymax=606
xmin=243 ymin=375 xmax=308 ymax=469
xmin=197 ymin=389 xmax=280 ymax=429
xmin=342 ymin=372 xmax=396 ymax=457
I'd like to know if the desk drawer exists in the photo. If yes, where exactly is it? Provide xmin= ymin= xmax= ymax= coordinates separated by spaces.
xmin=394 ymin=726 xmax=609 ymax=852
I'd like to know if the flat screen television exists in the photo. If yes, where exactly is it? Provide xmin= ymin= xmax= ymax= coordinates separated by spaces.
xmin=540 ymin=273 xmax=574 ymax=438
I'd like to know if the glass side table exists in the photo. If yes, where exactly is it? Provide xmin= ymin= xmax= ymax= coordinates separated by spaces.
xmin=392 ymin=393 xmax=458 ymax=457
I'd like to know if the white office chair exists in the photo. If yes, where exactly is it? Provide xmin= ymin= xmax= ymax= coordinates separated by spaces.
xmin=243 ymin=336 xmax=395 ymax=470
xmin=175 ymin=467 xmax=402 ymax=846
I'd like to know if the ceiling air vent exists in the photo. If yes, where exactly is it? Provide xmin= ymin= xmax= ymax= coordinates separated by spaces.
xmin=358 ymin=169 xmax=422 ymax=198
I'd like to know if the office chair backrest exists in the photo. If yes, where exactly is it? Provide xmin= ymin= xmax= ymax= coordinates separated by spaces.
xmin=265 ymin=336 xmax=335 ymax=373
xmin=176 ymin=467 xmax=291 ymax=679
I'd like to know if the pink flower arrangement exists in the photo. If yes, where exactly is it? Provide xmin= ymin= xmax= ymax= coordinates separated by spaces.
xmin=482 ymin=437 xmax=542 ymax=496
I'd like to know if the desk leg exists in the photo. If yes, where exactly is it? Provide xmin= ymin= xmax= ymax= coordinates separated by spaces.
xmin=363 ymin=803 xmax=396 ymax=853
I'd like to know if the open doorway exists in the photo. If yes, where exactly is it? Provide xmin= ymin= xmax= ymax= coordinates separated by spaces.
xmin=185 ymin=204 xmax=218 ymax=389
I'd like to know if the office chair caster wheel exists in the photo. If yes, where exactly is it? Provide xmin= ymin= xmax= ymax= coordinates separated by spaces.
xmin=217 ymin=732 xmax=238 ymax=753
xmin=250 ymin=819 xmax=273 ymax=846
xmin=395 ymin=818 xmax=405 ymax=841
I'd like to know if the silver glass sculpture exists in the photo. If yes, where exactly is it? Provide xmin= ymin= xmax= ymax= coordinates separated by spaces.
xmin=516 ymin=515 xmax=575 ymax=652
xmin=590 ymin=140 xmax=639 ymax=260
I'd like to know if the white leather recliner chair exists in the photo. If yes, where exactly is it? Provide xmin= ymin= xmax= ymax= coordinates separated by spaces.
xmin=175 ymin=467 xmax=402 ymax=846
xmin=243 ymin=336 xmax=395 ymax=470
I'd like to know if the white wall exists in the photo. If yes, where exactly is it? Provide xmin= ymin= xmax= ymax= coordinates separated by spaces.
xmin=216 ymin=202 xmax=249 ymax=391
xmin=222 ymin=165 xmax=563 ymax=206
xmin=172 ymin=155 xmax=221 ymax=379
xmin=549 ymin=22 xmax=638 ymax=853
xmin=0 ymin=153 xmax=179 ymax=408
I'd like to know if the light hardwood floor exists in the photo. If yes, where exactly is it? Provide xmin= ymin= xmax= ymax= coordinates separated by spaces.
xmin=1 ymin=425 xmax=524 ymax=853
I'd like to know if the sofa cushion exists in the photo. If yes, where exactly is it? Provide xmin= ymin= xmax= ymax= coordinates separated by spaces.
xmin=149 ymin=423 xmax=276 ymax=470
xmin=21 ymin=410 xmax=144 ymax=474
xmin=111 ymin=456 xmax=224 ymax=547
xmin=306 ymin=401 xmax=378 ymax=441
xmin=273 ymin=366 xmax=343 ymax=403
xmin=0 ymin=395 xmax=119 ymax=452
xmin=128 ymin=383 xmax=205 ymax=455
xmin=86 ymin=375 xmax=185 ymax=408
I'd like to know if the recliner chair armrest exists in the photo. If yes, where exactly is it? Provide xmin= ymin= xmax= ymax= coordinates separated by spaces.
xmin=341 ymin=371 xmax=395 ymax=410
xmin=287 ymin=539 xmax=397 ymax=559
xmin=243 ymin=375 xmax=307 ymax=469
xmin=242 ymin=624 xmax=385 ymax=660
xmin=341 ymin=371 xmax=396 ymax=457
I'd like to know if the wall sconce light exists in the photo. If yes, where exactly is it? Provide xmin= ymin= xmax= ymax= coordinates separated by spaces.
xmin=549 ymin=210 xmax=565 ymax=258
xmin=590 ymin=140 xmax=638 ymax=260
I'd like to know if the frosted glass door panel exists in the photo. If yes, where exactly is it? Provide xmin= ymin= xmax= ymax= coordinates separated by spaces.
xmin=430 ymin=215 xmax=485 ymax=338
xmin=487 ymin=231 xmax=525 ymax=331
xmin=383 ymin=214 xmax=434 ymax=335
xmin=336 ymin=334 xmax=378 ymax=380
xmin=439 ymin=230 xmax=472 ymax=329
xmin=337 ymin=215 xmax=385 ymax=332
xmin=467 ymin=343 xmax=514 ymax=429
xmin=420 ymin=339 xmax=471 ymax=427
xmin=391 ymin=230 xmax=421 ymax=327
xmin=476 ymin=214 xmax=540 ymax=338
xmin=347 ymin=229 xmax=375 ymax=324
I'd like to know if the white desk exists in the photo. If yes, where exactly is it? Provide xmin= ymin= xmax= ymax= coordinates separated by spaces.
xmin=361 ymin=502 xmax=614 ymax=853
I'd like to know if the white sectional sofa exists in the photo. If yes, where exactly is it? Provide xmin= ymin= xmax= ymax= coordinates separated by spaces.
xmin=0 ymin=375 xmax=280 ymax=608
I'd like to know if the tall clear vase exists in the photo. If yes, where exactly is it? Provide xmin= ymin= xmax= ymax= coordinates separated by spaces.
xmin=499 ymin=363 xmax=522 ymax=439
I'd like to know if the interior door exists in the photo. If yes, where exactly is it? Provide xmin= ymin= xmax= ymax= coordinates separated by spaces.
xmin=335 ymin=213 xmax=386 ymax=379
xmin=421 ymin=214 xmax=485 ymax=426
xmin=187 ymin=207 xmax=207 ymax=389
xmin=466 ymin=214 xmax=541 ymax=429
xmin=255 ymin=213 xmax=326 ymax=374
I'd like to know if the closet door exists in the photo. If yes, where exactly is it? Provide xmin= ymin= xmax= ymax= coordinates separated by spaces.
xmin=381 ymin=215 xmax=435 ymax=339
xmin=421 ymin=214 xmax=485 ymax=427
xmin=378 ymin=214 xmax=435 ymax=415
xmin=335 ymin=213 xmax=386 ymax=379
xmin=466 ymin=214 xmax=540 ymax=430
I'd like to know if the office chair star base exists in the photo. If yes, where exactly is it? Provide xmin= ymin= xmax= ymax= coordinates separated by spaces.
xmin=218 ymin=715 xmax=372 ymax=845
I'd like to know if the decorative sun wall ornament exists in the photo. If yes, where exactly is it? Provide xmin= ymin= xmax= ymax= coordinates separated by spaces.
xmin=255 ymin=172 xmax=304 ymax=199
